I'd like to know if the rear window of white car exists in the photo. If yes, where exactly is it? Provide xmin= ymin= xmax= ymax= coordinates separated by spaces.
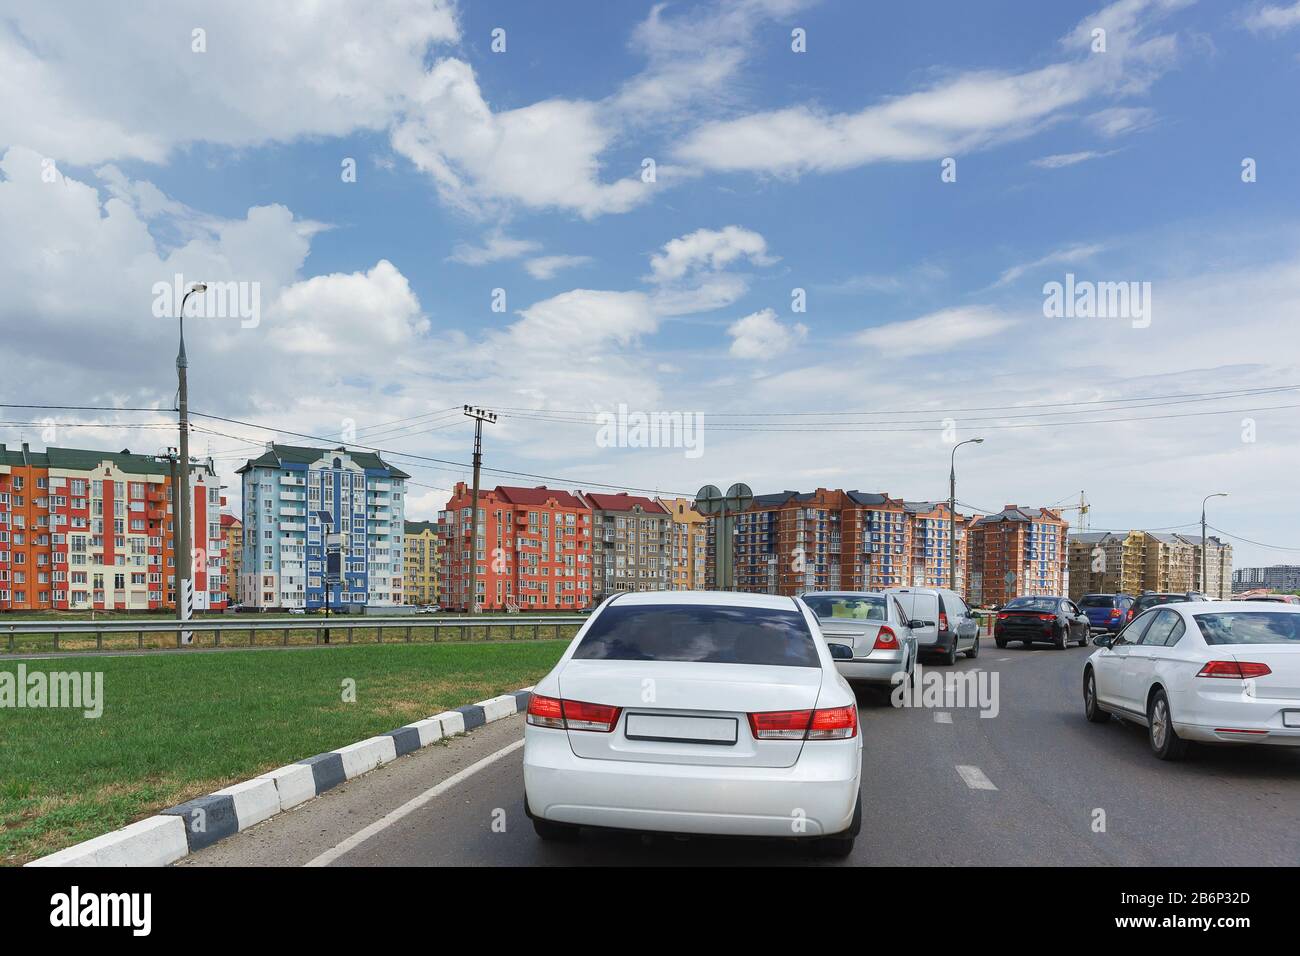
xmin=573 ymin=604 xmax=820 ymax=667
xmin=802 ymin=595 xmax=886 ymax=621
xmin=1194 ymin=612 xmax=1300 ymax=645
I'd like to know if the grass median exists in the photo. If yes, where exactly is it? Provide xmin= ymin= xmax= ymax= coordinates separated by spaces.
xmin=0 ymin=639 xmax=568 ymax=865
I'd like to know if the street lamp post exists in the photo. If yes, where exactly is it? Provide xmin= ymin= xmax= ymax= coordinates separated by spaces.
xmin=175 ymin=282 xmax=206 ymax=644
xmin=1201 ymin=492 xmax=1228 ymax=598
xmin=949 ymin=438 xmax=984 ymax=592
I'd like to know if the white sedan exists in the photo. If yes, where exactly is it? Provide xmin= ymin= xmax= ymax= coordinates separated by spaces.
xmin=1083 ymin=601 xmax=1300 ymax=759
xmin=523 ymin=591 xmax=863 ymax=856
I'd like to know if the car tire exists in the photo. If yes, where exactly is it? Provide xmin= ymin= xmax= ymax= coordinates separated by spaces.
xmin=1083 ymin=668 xmax=1109 ymax=723
xmin=1147 ymin=688 xmax=1189 ymax=761
xmin=995 ymin=637 xmax=1007 ymax=649
xmin=942 ymin=639 xmax=958 ymax=666
xmin=815 ymin=789 xmax=861 ymax=859
xmin=1054 ymin=626 xmax=1068 ymax=650
xmin=964 ymin=635 xmax=979 ymax=659
xmin=532 ymin=816 xmax=580 ymax=842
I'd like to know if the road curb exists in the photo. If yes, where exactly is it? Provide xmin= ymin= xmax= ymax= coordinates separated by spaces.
xmin=24 ymin=686 xmax=535 ymax=867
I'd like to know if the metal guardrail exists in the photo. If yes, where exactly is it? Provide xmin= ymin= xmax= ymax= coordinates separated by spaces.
xmin=2 ymin=615 xmax=589 ymax=654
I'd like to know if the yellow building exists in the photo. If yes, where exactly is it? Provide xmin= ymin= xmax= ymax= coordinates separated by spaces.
xmin=403 ymin=520 xmax=440 ymax=605
xmin=658 ymin=497 xmax=709 ymax=591
xmin=222 ymin=513 xmax=243 ymax=606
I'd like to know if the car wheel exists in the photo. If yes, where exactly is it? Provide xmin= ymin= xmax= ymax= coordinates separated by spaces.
xmin=532 ymin=816 xmax=580 ymax=842
xmin=815 ymin=789 xmax=861 ymax=859
xmin=965 ymin=634 xmax=979 ymax=659
xmin=1083 ymin=668 xmax=1109 ymax=723
xmin=1054 ymin=626 xmax=1068 ymax=650
xmin=995 ymin=637 xmax=1007 ymax=649
xmin=942 ymin=640 xmax=958 ymax=666
xmin=1147 ymin=688 xmax=1189 ymax=761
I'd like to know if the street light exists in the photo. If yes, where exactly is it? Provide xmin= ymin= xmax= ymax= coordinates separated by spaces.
xmin=949 ymin=438 xmax=984 ymax=592
xmin=175 ymin=282 xmax=206 ymax=644
xmin=1201 ymin=492 xmax=1228 ymax=598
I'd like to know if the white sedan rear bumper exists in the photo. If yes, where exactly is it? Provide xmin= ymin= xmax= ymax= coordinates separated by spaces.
xmin=1172 ymin=686 xmax=1300 ymax=746
xmin=524 ymin=726 xmax=861 ymax=837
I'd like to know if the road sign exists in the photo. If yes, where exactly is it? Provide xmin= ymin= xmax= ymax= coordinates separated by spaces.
xmin=694 ymin=484 xmax=724 ymax=515
xmin=724 ymin=482 xmax=753 ymax=513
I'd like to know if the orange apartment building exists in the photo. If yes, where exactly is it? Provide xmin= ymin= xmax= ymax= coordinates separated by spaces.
xmin=967 ymin=504 xmax=1069 ymax=605
xmin=438 ymin=483 xmax=593 ymax=611
xmin=658 ymin=496 xmax=709 ymax=590
xmin=0 ymin=442 xmax=227 ymax=612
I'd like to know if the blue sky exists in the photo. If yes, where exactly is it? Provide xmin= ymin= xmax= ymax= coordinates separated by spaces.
xmin=2 ymin=0 xmax=1300 ymax=567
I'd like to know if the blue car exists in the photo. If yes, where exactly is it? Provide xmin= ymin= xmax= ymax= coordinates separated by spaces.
xmin=1077 ymin=593 xmax=1134 ymax=634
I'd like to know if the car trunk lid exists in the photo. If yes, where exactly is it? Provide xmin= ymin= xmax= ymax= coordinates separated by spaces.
xmin=557 ymin=659 xmax=824 ymax=768
xmin=1235 ymin=646 xmax=1300 ymax=701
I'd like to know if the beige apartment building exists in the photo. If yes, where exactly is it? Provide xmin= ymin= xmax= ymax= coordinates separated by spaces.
xmin=658 ymin=496 xmax=708 ymax=590
xmin=222 ymin=513 xmax=242 ymax=606
xmin=580 ymin=492 xmax=671 ymax=599
xmin=1067 ymin=530 xmax=1145 ymax=599
xmin=403 ymin=520 xmax=440 ymax=605
xmin=1067 ymin=530 xmax=1233 ymax=600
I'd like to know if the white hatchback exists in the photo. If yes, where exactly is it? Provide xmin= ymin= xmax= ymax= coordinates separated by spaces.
xmin=523 ymin=591 xmax=863 ymax=855
xmin=1083 ymin=601 xmax=1300 ymax=759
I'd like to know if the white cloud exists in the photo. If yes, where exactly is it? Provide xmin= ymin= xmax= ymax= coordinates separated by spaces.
xmin=994 ymin=243 xmax=1107 ymax=287
xmin=1087 ymin=106 xmax=1158 ymax=137
xmin=1031 ymin=149 xmax=1120 ymax=168
xmin=1243 ymin=1 xmax=1300 ymax=32
xmin=524 ymin=255 xmax=593 ymax=280
xmin=854 ymin=306 xmax=1015 ymax=355
xmin=0 ymin=1 xmax=459 ymax=165
xmin=727 ymin=308 xmax=808 ymax=359
xmin=448 ymin=233 xmax=541 ymax=266
xmin=648 ymin=226 xmax=776 ymax=282
xmin=673 ymin=0 xmax=1184 ymax=176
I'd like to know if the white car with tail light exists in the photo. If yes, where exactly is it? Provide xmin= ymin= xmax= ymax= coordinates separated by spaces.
xmin=523 ymin=591 xmax=863 ymax=855
xmin=1083 ymin=601 xmax=1300 ymax=760
xmin=800 ymin=590 xmax=917 ymax=689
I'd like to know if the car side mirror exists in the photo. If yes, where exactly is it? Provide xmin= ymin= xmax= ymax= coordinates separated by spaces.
xmin=908 ymin=619 xmax=928 ymax=630
xmin=828 ymin=643 xmax=854 ymax=661
xmin=1092 ymin=635 xmax=1114 ymax=648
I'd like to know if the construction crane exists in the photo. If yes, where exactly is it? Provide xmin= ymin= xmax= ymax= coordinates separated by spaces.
xmin=1053 ymin=491 xmax=1090 ymax=532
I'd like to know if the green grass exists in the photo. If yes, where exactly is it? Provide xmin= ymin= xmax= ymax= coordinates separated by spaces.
xmin=0 ymin=640 xmax=568 ymax=865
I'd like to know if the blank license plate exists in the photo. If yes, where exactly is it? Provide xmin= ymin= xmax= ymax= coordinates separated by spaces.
xmin=625 ymin=714 xmax=738 ymax=745
xmin=1284 ymin=711 xmax=1300 ymax=728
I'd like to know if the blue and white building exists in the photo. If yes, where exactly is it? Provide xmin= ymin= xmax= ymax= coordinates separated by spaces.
xmin=237 ymin=444 xmax=408 ymax=610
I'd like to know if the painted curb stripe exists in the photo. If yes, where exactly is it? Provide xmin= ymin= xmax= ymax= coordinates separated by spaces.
xmin=160 ymin=794 xmax=239 ymax=852
xmin=297 ymin=752 xmax=347 ymax=794
xmin=385 ymin=725 xmax=423 ymax=757
xmin=455 ymin=703 xmax=487 ymax=730
xmin=512 ymin=689 xmax=532 ymax=711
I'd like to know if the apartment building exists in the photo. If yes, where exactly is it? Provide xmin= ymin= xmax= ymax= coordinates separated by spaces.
xmin=1233 ymin=564 xmax=1300 ymax=594
xmin=582 ymin=492 xmax=671 ymax=599
xmin=658 ymin=497 xmax=709 ymax=590
xmin=1066 ymin=530 xmax=1146 ymax=600
xmin=403 ymin=520 xmax=440 ymax=605
xmin=222 ymin=513 xmax=243 ymax=606
xmin=1191 ymin=534 xmax=1233 ymax=600
xmin=0 ymin=442 xmax=225 ymax=612
xmin=238 ymin=444 xmax=407 ymax=610
xmin=967 ymin=504 xmax=1068 ymax=605
xmin=902 ymin=500 xmax=972 ymax=592
xmin=1142 ymin=532 xmax=1197 ymax=595
xmin=439 ymin=483 xmax=592 ymax=611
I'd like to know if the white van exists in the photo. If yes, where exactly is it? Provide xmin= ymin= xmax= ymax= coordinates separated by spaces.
xmin=884 ymin=587 xmax=980 ymax=665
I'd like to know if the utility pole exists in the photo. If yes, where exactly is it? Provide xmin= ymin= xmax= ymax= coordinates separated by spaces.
xmin=1201 ymin=492 xmax=1228 ymax=598
xmin=949 ymin=437 xmax=984 ymax=592
xmin=463 ymin=406 xmax=497 ymax=613
xmin=175 ymin=282 xmax=206 ymax=644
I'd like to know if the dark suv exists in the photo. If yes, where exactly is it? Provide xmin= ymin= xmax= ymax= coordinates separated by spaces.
xmin=1077 ymin=593 xmax=1135 ymax=634
xmin=1129 ymin=591 xmax=1208 ymax=616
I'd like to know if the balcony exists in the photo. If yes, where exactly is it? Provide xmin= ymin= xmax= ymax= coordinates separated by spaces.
xmin=279 ymin=491 xmax=306 ymax=502
xmin=279 ymin=476 xmax=305 ymax=487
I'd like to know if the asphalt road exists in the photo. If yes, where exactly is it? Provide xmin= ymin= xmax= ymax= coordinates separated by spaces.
xmin=182 ymin=641 xmax=1300 ymax=866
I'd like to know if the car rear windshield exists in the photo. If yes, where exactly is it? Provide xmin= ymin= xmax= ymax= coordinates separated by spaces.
xmin=1005 ymin=597 xmax=1058 ymax=611
xmin=802 ymin=595 xmax=886 ymax=621
xmin=573 ymin=604 xmax=820 ymax=667
xmin=1194 ymin=612 xmax=1300 ymax=645
xmin=1137 ymin=594 xmax=1186 ymax=609
xmin=1079 ymin=595 xmax=1117 ymax=608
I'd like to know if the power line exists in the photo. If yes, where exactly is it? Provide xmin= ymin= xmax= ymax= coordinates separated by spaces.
xmin=1208 ymin=524 xmax=1300 ymax=553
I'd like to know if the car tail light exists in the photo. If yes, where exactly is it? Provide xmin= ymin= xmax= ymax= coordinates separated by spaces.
xmin=1037 ymin=613 xmax=1055 ymax=621
xmin=1126 ymin=609 xmax=1135 ymax=621
xmin=748 ymin=706 xmax=858 ymax=741
xmin=873 ymin=625 xmax=899 ymax=650
xmin=1196 ymin=661 xmax=1273 ymax=679
xmin=807 ymin=705 xmax=858 ymax=740
xmin=1108 ymin=609 xmax=1121 ymax=620
xmin=938 ymin=611 xmax=949 ymax=631
xmin=526 ymin=694 xmax=621 ymax=732
xmin=997 ymin=612 xmax=1009 ymax=620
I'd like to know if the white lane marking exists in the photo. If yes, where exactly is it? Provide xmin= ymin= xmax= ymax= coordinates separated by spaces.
xmin=304 ymin=737 xmax=525 ymax=867
xmin=995 ymin=657 xmax=1011 ymax=662
xmin=934 ymin=712 xmax=953 ymax=724
xmin=955 ymin=765 xmax=998 ymax=791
